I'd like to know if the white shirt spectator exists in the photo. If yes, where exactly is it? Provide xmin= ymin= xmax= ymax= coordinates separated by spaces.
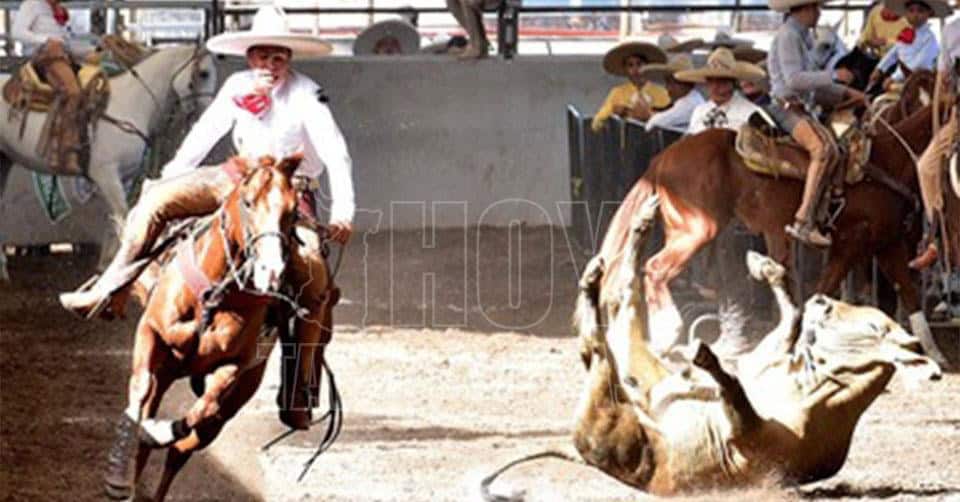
xmin=12 ymin=0 xmax=71 ymax=56
xmin=645 ymin=90 xmax=705 ymax=132
xmin=162 ymin=69 xmax=355 ymax=223
xmin=877 ymin=22 xmax=939 ymax=82
xmin=686 ymin=93 xmax=760 ymax=135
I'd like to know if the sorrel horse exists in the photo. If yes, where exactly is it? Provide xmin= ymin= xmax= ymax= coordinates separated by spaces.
xmin=609 ymin=100 xmax=940 ymax=356
xmin=103 ymin=155 xmax=307 ymax=501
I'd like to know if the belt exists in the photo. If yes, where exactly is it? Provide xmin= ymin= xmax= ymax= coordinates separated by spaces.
xmin=775 ymin=97 xmax=807 ymax=113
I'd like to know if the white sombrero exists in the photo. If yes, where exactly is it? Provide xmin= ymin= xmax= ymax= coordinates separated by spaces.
xmin=769 ymin=0 xmax=826 ymax=13
xmin=640 ymin=54 xmax=695 ymax=80
xmin=883 ymin=0 xmax=952 ymax=17
xmin=657 ymin=34 xmax=704 ymax=54
xmin=603 ymin=40 xmax=668 ymax=76
xmin=353 ymin=19 xmax=420 ymax=55
xmin=206 ymin=6 xmax=333 ymax=58
xmin=675 ymin=47 xmax=766 ymax=83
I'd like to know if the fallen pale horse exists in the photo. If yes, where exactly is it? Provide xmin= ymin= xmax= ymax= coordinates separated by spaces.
xmin=481 ymin=195 xmax=941 ymax=499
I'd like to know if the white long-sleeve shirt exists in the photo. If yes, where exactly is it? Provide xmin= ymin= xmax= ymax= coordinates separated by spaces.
xmin=645 ymin=90 xmax=705 ymax=132
xmin=163 ymin=69 xmax=356 ymax=223
xmin=12 ymin=0 xmax=71 ymax=56
xmin=877 ymin=22 xmax=939 ymax=82
xmin=686 ymin=93 xmax=759 ymax=135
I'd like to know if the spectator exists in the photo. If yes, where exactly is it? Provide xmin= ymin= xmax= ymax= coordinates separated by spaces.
xmin=354 ymin=19 xmax=420 ymax=55
xmin=447 ymin=0 xmax=503 ymax=59
xmin=641 ymin=54 xmax=705 ymax=132
xmin=591 ymin=40 xmax=671 ymax=132
xmin=859 ymin=3 xmax=910 ymax=56
xmin=734 ymin=48 xmax=773 ymax=106
xmin=675 ymin=47 xmax=766 ymax=135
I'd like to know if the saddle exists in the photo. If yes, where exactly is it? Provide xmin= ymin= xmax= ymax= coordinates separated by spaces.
xmin=735 ymin=111 xmax=870 ymax=185
xmin=2 ymin=60 xmax=108 ymax=113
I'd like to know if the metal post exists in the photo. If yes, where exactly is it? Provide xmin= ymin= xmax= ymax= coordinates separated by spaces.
xmin=497 ymin=0 xmax=519 ymax=59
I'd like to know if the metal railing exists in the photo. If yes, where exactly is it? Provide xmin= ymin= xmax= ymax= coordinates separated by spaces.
xmin=0 ymin=1 xmax=880 ymax=58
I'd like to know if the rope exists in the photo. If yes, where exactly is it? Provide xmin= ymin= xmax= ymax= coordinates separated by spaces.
xmin=872 ymin=114 xmax=920 ymax=166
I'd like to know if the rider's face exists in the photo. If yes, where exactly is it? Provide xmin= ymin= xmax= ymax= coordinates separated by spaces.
xmin=246 ymin=45 xmax=292 ymax=85
xmin=794 ymin=3 xmax=821 ymax=27
xmin=706 ymin=78 xmax=735 ymax=104
xmin=904 ymin=3 xmax=932 ymax=26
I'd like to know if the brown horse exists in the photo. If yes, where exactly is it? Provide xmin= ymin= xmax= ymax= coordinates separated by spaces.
xmin=618 ymin=101 xmax=938 ymax=355
xmin=103 ymin=155 xmax=309 ymax=501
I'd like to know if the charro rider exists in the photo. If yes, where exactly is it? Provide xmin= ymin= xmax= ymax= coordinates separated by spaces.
xmin=767 ymin=0 xmax=865 ymax=247
xmin=867 ymin=0 xmax=947 ymax=90
xmin=59 ymin=5 xmax=355 ymax=430
xmin=12 ymin=0 xmax=95 ymax=173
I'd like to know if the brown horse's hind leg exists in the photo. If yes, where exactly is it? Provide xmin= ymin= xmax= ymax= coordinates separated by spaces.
xmin=152 ymin=361 xmax=269 ymax=502
xmin=644 ymin=189 xmax=719 ymax=353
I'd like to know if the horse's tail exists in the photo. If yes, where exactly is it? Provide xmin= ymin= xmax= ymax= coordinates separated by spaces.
xmin=478 ymin=448 xmax=585 ymax=502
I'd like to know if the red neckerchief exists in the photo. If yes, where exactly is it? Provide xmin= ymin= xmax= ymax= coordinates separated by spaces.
xmin=898 ymin=27 xmax=916 ymax=44
xmin=52 ymin=3 xmax=69 ymax=25
xmin=233 ymin=93 xmax=271 ymax=118
xmin=880 ymin=7 xmax=901 ymax=22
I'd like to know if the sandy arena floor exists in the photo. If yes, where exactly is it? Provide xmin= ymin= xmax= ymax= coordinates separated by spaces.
xmin=2 ymin=227 xmax=959 ymax=501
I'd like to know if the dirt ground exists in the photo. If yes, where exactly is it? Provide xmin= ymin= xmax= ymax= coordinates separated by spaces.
xmin=2 ymin=227 xmax=960 ymax=502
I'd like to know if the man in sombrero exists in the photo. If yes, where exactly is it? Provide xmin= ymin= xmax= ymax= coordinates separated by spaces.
xmin=591 ymin=40 xmax=672 ymax=132
xmin=676 ymin=47 xmax=766 ymax=135
xmin=767 ymin=0 xmax=864 ymax=247
xmin=640 ymin=54 xmax=704 ymax=132
xmin=59 ymin=6 xmax=354 ymax=430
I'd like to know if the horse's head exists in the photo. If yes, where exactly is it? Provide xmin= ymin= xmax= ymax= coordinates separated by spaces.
xmin=171 ymin=48 xmax=218 ymax=113
xmin=230 ymin=154 xmax=302 ymax=294
xmin=813 ymin=21 xmax=846 ymax=70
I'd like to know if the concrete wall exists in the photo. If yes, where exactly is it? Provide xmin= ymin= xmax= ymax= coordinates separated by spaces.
xmin=2 ymin=56 xmax=617 ymax=245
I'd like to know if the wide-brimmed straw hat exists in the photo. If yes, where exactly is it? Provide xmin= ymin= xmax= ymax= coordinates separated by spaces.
xmin=733 ymin=46 xmax=768 ymax=64
xmin=603 ymin=39 xmax=668 ymax=76
xmin=675 ymin=47 xmax=766 ymax=83
xmin=640 ymin=54 xmax=695 ymax=80
xmin=206 ymin=6 xmax=333 ymax=58
xmin=701 ymin=31 xmax=754 ymax=50
xmin=769 ymin=0 xmax=826 ymax=13
xmin=883 ymin=0 xmax=952 ymax=17
xmin=353 ymin=19 xmax=420 ymax=55
xmin=657 ymin=34 xmax=704 ymax=54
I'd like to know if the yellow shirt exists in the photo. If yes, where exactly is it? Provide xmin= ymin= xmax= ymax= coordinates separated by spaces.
xmin=591 ymin=81 xmax=672 ymax=132
xmin=858 ymin=4 xmax=910 ymax=56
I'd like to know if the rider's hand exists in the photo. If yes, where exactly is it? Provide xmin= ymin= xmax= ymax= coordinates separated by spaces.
xmin=328 ymin=220 xmax=353 ymax=245
xmin=252 ymin=69 xmax=277 ymax=95
xmin=613 ymin=105 xmax=630 ymax=117
xmin=845 ymin=88 xmax=866 ymax=104
xmin=834 ymin=67 xmax=855 ymax=85
xmin=869 ymin=37 xmax=887 ymax=49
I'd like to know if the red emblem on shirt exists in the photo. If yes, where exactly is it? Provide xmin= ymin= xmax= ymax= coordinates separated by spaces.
xmin=52 ymin=4 xmax=69 ymax=26
xmin=233 ymin=93 xmax=271 ymax=118
xmin=880 ymin=7 xmax=901 ymax=21
xmin=897 ymin=27 xmax=916 ymax=44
